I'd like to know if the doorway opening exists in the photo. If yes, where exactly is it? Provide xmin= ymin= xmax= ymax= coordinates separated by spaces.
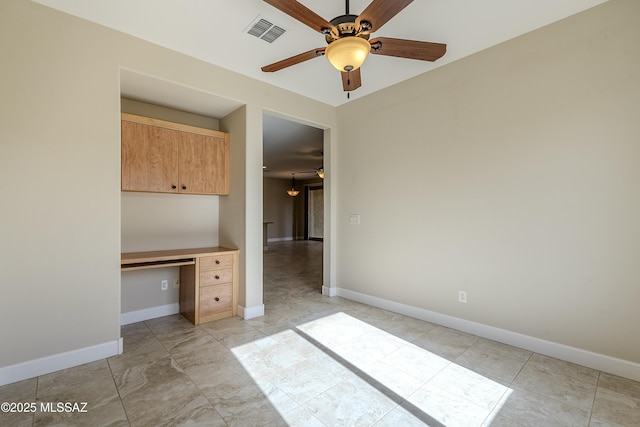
xmin=262 ymin=112 xmax=326 ymax=296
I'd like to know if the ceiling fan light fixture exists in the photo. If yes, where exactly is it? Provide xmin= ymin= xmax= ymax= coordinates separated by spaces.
xmin=325 ymin=36 xmax=370 ymax=72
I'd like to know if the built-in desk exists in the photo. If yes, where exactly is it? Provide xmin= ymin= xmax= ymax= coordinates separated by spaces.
xmin=121 ymin=247 xmax=239 ymax=325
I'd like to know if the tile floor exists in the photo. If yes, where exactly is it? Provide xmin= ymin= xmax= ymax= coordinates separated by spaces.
xmin=1 ymin=240 xmax=639 ymax=426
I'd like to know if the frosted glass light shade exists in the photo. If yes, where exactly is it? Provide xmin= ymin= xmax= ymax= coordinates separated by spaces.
xmin=325 ymin=37 xmax=371 ymax=72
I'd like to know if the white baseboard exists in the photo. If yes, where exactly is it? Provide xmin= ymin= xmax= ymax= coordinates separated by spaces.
xmin=322 ymin=285 xmax=337 ymax=297
xmin=0 ymin=338 xmax=123 ymax=387
xmin=335 ymin=287 xmax=640 ymax=383
xmin=121 ymin=303 xmax=180 ymax=325
xmin=267 ymin=237 xmax=294 ymax=243
xmin=239 ymin=304 xmax=265 ymax=320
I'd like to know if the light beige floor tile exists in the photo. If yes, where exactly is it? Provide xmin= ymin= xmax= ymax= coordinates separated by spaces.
xmin=373 ymin=403 xmax=441 ymax=426
xmin=209 ymin=380 xmax=299 ymax=427
xmin=152 ymin=327 xmax=216 ymax=357
xmin=525 ymin=353 xmax=600 ymax=386
xmin=34 ymin=399 xmax=129 ymax=427
xmin=115 ymin=357 xmax=216 ymax=427
xmin=35 ymin=360 xmax=128 ymax=427
xmin=303 ymin=376 xmax=399 ymax=426
xmin=497 ymin=387 xmax=591 ymax=426
xmin=379 ymin=343 xmax=450 ymax=384
xmin=365 ymin=359 xmax=429 ymax=398
xmin=482 ymin=414 xmax=525 ymax=427
xmin=296 ymin=311 xmax=371 ymax=348
xmin=169 ymin=336 xmax=233 ymax=370
xmin=36 ymin=360 xmax=121 ymax=409
xmin=329 ymin=329 xmax=407 ymax=371
xmin=406 ymin=382 xmax=492 ymax=427
xmin=229 ymin=338 xmax=309 ymax=380
xmin=182 ymin=357 xmax=259 ymax=400
xmin=0 ymin=378 xmax=37 ymax=427
xmin=512 ymin=362 xmax=597 ymax=410
xmin=591 ymin=387 xmax=640 ymax=426
xmin=145 ymin=313 xmax=194 ymax=337
xmin=427 ymin=363 xmax=512 ymax=411
xmin=200 ymin=316 xmax=262 ymax=340
xmin=264 ymin=405 xmax=325 ymax=427
xmin=107 ymin=335 xmax=169 ymax=378
xmin=214 ymin=328 xmax=268 ymax=350
xmin=598 ymin=372 xmax=640 ymax=399
xmin=454 ymin=339 xmax=531 ymax=385
xmin=263 ymin=353 xmax=353 ymax=404
xmin=268 ymin=328 xmax=323 ymax=359
xmin=412 ymin=326 xmax=479 ymax=360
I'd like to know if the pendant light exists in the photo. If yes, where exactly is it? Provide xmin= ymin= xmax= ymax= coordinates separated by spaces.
xmin=287 ymin=174 xmax=300 ymax=197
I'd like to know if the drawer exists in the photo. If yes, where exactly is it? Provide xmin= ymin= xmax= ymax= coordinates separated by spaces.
xmin=200 ymin=268 xmax=233 ymax=287
xmin=200 ymin=254 xmax=233 ymax=272
xmin=200 ymin=283 xmax=232 ymax=317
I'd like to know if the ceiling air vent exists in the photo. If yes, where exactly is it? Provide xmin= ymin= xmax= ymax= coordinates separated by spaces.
xmin=245 ymin=15 xmax=286 ymax=43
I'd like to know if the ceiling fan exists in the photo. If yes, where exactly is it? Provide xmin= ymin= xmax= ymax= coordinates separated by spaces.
xmin=261 ymin=0 xmax=447 ymax=95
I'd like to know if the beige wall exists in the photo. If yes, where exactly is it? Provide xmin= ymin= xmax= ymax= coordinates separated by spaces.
xmin=0 ymin=0 xmax=335 ymax=374
xmin=336 ymin=0 xmax=640 ymax=364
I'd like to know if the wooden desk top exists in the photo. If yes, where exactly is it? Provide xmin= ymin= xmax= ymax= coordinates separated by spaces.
xmin=121 ymin=246 xmax=239 ymax=265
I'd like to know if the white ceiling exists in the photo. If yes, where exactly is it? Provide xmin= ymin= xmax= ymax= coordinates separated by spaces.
xmin=263 ymin=114 xmax=324 ymax=179
xmin=35 ymin=0 xmax=607 ymax=181
xmin=34 ymin=0 xmax=607 ymax=107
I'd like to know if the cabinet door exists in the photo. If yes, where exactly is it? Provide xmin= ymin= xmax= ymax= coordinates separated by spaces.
xmin=121 ymin=121 xmax=182 ymax=193
xmin=178 ymin=133 xmax=229 ymax=195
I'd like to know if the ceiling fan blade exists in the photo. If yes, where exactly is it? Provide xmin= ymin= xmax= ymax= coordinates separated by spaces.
xmin=263 ymin=0 xmax=334 ymax=34
xmin=369 ymin=37 xmax=446 ymax=62
xmin=262 ymin=47 xmax=326 ymax=72
xmin=341 ymin=68 xmax=362 ymax=92
xmin=356 ymin=0 xmax=414 ymax=32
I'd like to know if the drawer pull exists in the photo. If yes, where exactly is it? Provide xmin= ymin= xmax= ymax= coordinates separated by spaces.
xmin=171 ymin=185 xmax=177 ymax=189
xmin=215 ymin=297 xmax=220 ymax=302
xmin=182 ymin=185 xmax=187 ymax=190
xmin=215 ymin=260 xmax=220 ymax=264
xmin=215 ymin=275 xmax=220 ymax=280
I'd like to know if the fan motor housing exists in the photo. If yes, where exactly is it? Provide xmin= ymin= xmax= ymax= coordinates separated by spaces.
xmin=324 ymin=14 xmax=371 ymax=43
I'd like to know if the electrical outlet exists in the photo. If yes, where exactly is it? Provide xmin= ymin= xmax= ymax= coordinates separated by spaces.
xmin=161 ymin=280 xmax=168 ymax=290
xmin=458 ymin=290 xmax=467 ymax=304
xmin=174 ymin=279 xmax=180 ymax=289
xmin=349 ymin=214 xmax=360 ymax=224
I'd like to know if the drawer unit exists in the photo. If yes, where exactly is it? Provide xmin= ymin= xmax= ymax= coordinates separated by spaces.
xmin=175 ymin=248 xmax=238 ymax=325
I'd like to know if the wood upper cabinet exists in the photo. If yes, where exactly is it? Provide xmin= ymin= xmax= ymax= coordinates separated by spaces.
xmin=121 ymin=113 xmax=229 ymax=195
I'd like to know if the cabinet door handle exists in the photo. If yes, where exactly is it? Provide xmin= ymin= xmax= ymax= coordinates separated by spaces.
xmin=215 ymin=275 xmax=220 ymax=280
xmin=171 ymin=185 xmax=177 ymax=189
xmin=214 ymin=297 xmax=220 ymax=302
xmin=215 ymin=260 xmax=220 ymax=265
xmin=182 ymin=185 xmax=187 ymax=190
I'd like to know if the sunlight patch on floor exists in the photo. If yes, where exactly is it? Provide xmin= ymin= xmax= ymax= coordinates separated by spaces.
xmin=231 ymin=312 xmax=512 ymax=426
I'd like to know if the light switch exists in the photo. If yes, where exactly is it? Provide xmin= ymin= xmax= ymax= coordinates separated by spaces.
xmin=349 ymin=214 xmax=360 ymax=224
